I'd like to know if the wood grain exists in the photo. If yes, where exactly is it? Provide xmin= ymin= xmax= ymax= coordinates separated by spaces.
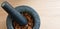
xmin=0 ymin=0 xmax=60 ymax=29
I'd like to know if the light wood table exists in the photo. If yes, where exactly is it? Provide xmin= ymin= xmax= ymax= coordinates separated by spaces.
xmin=0 ymin=0 xmax=60 ymax=29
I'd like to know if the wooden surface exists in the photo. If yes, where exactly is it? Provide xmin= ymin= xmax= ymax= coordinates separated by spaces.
xmin=0 ymin=0 xmax=60 ymax=29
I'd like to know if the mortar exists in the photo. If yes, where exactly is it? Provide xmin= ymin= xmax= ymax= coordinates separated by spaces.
xmin=6 ymin=6 xmax=40 ymax=29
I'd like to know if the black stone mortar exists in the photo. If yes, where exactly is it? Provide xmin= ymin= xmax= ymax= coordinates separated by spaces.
xmin=6 ymin=6 xmax=40 ymax=29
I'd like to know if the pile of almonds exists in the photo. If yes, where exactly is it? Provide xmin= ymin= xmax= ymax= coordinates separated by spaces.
xmin=13 ymin=12 xmax=34 ymax=29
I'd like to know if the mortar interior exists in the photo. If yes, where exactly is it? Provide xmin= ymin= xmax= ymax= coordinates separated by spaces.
xmin=12 ymin=12 xmax=34 ymax=29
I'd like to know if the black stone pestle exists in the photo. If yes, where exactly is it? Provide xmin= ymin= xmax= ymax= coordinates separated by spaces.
xmin=1 ymin=1 xmax=27 ymax=26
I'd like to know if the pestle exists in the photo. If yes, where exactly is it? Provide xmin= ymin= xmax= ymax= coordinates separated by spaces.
xmin=1 ymin=1 xmax=27 ymax=26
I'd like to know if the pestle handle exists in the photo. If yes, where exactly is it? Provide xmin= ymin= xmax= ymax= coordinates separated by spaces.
xmin=1 ymin=1 xmax=27 ymax=25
